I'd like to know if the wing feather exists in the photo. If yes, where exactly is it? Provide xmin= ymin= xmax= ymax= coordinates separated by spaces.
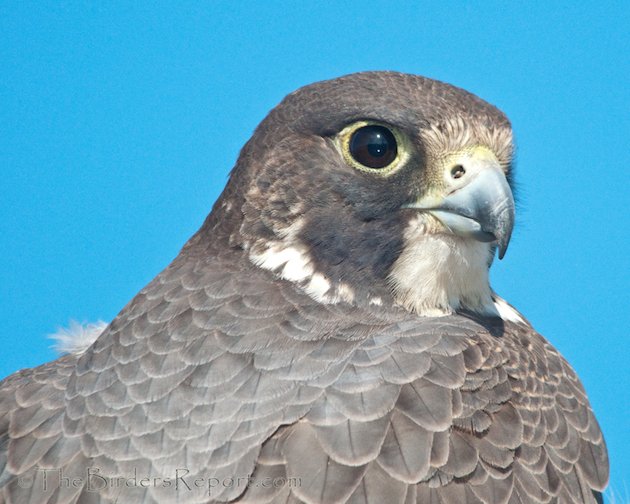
xmin=0 ymin=252 xmax=609 ymax=503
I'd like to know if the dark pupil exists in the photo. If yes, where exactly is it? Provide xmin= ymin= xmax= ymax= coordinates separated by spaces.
xmin=349 ymin=125 xmax=397 ymax=169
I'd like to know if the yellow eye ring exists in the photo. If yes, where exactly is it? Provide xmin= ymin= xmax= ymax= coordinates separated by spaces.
xmin=337 ymin=121 xmax=410 ymax=176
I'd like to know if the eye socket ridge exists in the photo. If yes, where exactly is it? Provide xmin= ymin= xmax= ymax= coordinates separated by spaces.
xmin=338 ymin=121 xmax=408 ymax=175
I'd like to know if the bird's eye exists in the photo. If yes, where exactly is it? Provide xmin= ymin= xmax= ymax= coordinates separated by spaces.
xmin=337 ymin=121 xmax=409 ymax=176
xmin=349 ymin=125 xmax=398 ymax=169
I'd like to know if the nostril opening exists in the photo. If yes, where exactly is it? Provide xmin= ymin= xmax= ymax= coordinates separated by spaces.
xmin=451 ymin=164 xmax=466 ymax=179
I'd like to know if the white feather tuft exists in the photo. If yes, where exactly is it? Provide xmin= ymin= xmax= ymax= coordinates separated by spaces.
xmin=493 ymin=296 xmax=526 ymax=324
xmin=48 ymin=320 xmax=108 ymax=355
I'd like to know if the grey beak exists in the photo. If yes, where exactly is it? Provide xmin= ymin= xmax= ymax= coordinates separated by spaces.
xmin=428 ymin=168 xmax=515 ymax=259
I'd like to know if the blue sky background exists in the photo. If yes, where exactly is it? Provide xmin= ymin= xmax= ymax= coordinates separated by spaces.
xmin=1 ymin=1 xmax=628 ymax=497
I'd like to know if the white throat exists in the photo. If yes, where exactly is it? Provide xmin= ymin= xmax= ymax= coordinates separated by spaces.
xmin=389 ymin=216 xmax=497 ymax=316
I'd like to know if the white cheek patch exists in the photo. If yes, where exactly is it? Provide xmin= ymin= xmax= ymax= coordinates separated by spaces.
xmin=277 ymin=247 xmax=314 ymax=282
xmin=249 ymin=218 xmax=316 ymax=284
xmin=305 ymin=272 xmax=331 ymax=301
xmin=251 ymin=242 xmax=315 ymax=282
xmin=249 ymin=230 xmax=354 ymax=305
xmin=253 ymin=245 xmax=310 ymax=279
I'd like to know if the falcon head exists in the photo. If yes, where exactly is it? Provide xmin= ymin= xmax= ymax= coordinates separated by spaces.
xmin=202 ymin=72 xmax=515 ymax=317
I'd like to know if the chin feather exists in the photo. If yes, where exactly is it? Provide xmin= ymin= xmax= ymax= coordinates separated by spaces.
xmin=389 ymin=215 xmax=497 ymax=316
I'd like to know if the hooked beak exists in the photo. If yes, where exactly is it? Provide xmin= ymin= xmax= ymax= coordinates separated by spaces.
xmin=404 ymin=148 xmax=515 ymax=259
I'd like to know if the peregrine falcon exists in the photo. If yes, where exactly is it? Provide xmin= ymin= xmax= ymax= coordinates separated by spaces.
xmin=0 ymin=72 xmax=609 ymax=503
